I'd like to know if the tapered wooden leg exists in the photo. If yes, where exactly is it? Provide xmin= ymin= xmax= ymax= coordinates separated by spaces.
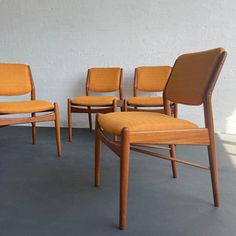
xmin=68 ymin=99 xmax=72 ymax=142
xmin=32 ymin=113 xmax=36 ymax=144
xmin=95 ymin=115 xmax=101 ymax=187
xmin=119 ymin=128 xmax=130 ymax=230
xmin=174 ymin=103 xmax=178 ymax=118
xmin=54 ymin=103 xmax=62 ymax=157
xmin=208 ymin=143 xmax=220 ymax=206
xmin=88 ymin=107 xmax=93 ymax=132
xmin=169 ymin=144 xmax=177 ymax=178
xmin=123 ymin=100 xmax=127 ymax=112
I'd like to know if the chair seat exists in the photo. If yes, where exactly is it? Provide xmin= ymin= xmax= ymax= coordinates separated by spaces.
xmin=71 ymin=96 xmax=118 ymax=106
xmin=98 ymin=112 xmax=198 ymax=136
xmin=0 ymin=100 xmax=54 ymax=114
xmin=127 ymin=96 xmax=164 ymax=106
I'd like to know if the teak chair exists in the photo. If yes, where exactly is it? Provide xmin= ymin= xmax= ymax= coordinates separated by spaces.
xmin=68 ymin=67 xmax=123 ymax=142
xmin=127 ymin=66 xmax=178 ymax=117
xmin=0 ymin=63 xmax=61 ymax=157
xmin=95 ymin=48 xmax=227 ymax=229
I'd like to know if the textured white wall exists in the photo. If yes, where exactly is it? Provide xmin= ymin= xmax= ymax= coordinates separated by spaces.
xmin=0 ymin=0 xmax=235 ymax=133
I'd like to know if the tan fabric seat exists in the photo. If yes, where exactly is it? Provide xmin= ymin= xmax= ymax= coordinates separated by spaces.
xmin=98 ymin=112 xmax=198 ymax=135
xmin=128 ymin=96 xmax=163 ymax=106
xmin=127 ymin=96 xmax=174 ymax=106
xmin=0 ymin=100 xmax=54 ymax=114
xmin=71 ymin=96 xmax=118 ymax=106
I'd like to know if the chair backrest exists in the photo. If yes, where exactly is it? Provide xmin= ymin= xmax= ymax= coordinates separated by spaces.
xmin=164 ymin=48 xmax=227 ymax=105
xmin=87 ymin=67 xmax=122 ymax=94
xmin=134 ymin=66 xmax=172 ymax=93
xmin=0 ymin=63 xmax=33 ymax=96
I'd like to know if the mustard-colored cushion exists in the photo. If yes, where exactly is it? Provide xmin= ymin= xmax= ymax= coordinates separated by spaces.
xmin=88 ymin=68 xmax=121 ymax=92
xmin=0 ymin=100 xmax=54 ymax=114
xmin=71 ymin=96 xmax=118 ymax=106
xmin=0 ymin=63 xmax=32 ymax=96
xmin=98 ymin=112 xmax=198 ymax=136
xmin=128 ymin=96 xmax=164 ymax=106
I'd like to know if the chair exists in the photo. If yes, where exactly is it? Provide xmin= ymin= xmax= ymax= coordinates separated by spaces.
xmin=127 ymin=66 xmax=177 ymax=117
xmin=68 ymin=67 xmax=123 ymax=142
xmin=94 ymin=48 xmax=227 ymax=229
xmin=0 ymin=63 xmax=62 ymax=157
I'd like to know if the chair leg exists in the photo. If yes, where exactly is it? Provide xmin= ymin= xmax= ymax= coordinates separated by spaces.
xmin=208 ymin=143 xmax=220 ymax=206
xmin=119 ymin=128 xmax=130 ymax=230
xmin=169 ymin=144 xmax=178 ymax=178
xmin=174 ymin=103 xmax=178 ymax=118
xmin=68 ymin=99 xmax=72 ymax=142
xmin=32 ymin=113 xmax=36 ymax=144
xmin=95 ymin=117 xmax=101 ymax=187
xmin=88 ymin=107 xmax=93 ymax=132
xmin=54 ymin=103 xmax=62 ymax=157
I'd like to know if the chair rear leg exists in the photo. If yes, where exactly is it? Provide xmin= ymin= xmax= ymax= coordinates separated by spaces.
xmin=32 ymin=113 xmax=36 ymax=144
xmin=68 ymin=99 xmax=72 ymax=142
xmin=88 ymin=108 xmax=93 ymax=132
xmin=174 ymin=103 xmax=178 ymax=118
xmin=95 ymin=117 xmax=101 ymax=187
xmin=169 ymin=144 xmax=178 ymax=178
xmin=208 ymin=143 xmax=220 ymax=206
xmin=54 ymin=103 xmax=62 ymax=157
xmin=119 ymin=128 xmax=130 ymax=230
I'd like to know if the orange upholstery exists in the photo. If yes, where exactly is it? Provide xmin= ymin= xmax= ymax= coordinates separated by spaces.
xmin=165 ymin=48 xmax=225 ymax=105
xmin=0 ymin=64 xmax=32 ymax=96
xmin=0 ymin=100 xmax=54 ymax=114
xmin=98 ymin=112 xmax=198 ymax=136
xmin=136 ymin=66 xmax=172 ymax=92
xmin=88 ymin=68 xmax=121 ymax=92
xmin=71 ymin=96 xmax=118 ymax=106
xmin=128 ymin=96 xmax=164 ymax=106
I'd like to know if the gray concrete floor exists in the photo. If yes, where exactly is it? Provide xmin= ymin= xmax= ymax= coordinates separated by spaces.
xmin=0 ymin=127 xmax=236 ymax=236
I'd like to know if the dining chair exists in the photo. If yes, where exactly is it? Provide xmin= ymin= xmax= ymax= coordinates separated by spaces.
xmin=0 ymin=63 xmax=62 ymax=157
xmin=127 ymin=66 xmax=177 ymax=117
xmin=68 ymin=67 xmax=123 ymax=142
xmin=94 ymin=48 xmax=227 ymax=229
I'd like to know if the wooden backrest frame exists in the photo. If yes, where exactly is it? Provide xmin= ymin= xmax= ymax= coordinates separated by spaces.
xmin=86 ymin=68 xmax=123 ymax=99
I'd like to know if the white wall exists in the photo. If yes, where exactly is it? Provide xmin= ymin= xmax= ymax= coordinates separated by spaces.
xmin=0 ymin=0 xmax=235 ymax=133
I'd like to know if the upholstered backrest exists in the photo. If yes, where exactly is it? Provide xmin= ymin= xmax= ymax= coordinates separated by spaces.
xmin=164 ymin=48 xmax=226 ymax=105
xmin=0 ymin=63 xmax=32 ymax=96
xmin=87 ymin=68 xmax=122 ymax=92
xmin=135 ymin=66 xmax=172 ymax=92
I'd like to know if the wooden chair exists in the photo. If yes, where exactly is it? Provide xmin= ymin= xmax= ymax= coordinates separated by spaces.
xmin=0 ymin=63 xmax=62 ymax=157
xmin=94 ymin=48 xmax=227 ymax=229
xmin=127 ymin=66 xmax=178 ymax=117
xmin=68 ymin=67 xmax=123 ymax=142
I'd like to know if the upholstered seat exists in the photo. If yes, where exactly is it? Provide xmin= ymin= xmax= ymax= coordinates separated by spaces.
xmin=71 ymin=96 xmax=118 ymax=106
xmin=127 ymin=96 xmax=174 ymax=106
xmin=98 ymin=111 xmax=198 ymax=136
xmin=0 ymin=100 xmax=54 ymax=114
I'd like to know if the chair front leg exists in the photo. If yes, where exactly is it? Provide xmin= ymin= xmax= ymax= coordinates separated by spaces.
xmin=68 ymin=99 xmax=72 ymax=142
xmin=95 ymin=115 xmax=101 ymax=187
xmin=54 ymin=103 xmax=62 ymax=157
xmin=169 ymin=144 xmax=178 ymax=178
xmin=119 ymin=128 xmax=130 ymax=230
xmin=208 ymin=142 xmax=220 ymax=206
xmin=31 ymin=113 xmax=36 ymax=144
